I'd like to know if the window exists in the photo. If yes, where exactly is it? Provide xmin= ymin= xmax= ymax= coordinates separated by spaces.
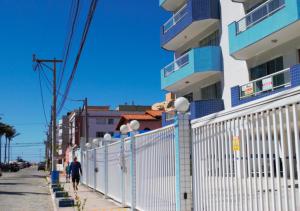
xmin=96 ymin=132 xmax=105 ymax=138
xmin=198 ymin=30 xmax=219 ymax=47
xmin=250 ymin=57 xmax=283 ymax=80
xmin=108 ymin=118 xmax=114 ymax=125
xmin=201 ymin=82 xmax=222 ymax=100
xmin=184 ymin=93 xmax=193 ymax=102
xmin=96 ymin=118 xmax=106 ymax=125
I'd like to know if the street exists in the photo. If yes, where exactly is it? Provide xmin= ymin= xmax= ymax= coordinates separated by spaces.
xmin=0 ymin=167 xmax=53 ymax=211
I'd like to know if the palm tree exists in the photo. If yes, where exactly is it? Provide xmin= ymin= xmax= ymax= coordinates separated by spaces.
xmin=0 ymin=122 xmax=8 ymax=164
xmin=7 ymin=127 xmax=19 ymax=163
xmin=4 ymin=126 xmax=19 ymax=163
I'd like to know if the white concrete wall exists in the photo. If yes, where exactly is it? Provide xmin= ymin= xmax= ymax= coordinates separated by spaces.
xmin=220 ymin=1 xmax=249 ymax=109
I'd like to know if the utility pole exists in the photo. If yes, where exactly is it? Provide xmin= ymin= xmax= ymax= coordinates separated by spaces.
xmin=33 ymin=55 xmax=62 ymax=172
xmin=84 ymin=97 xmax=89 ymax=144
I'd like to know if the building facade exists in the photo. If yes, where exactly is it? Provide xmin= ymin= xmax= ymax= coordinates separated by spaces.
xmin=160 ymin=0 xmax=300 ymax=122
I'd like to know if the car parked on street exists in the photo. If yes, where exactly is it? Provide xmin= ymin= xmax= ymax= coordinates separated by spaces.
xmin=37 ymin=162 xmax=46 ymax=171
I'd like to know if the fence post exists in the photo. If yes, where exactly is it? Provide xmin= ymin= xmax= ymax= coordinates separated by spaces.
xmin=174 ymin=97 xmax=192 ymax=211
xmin=120 ymin=124 xmax=129 ymax=207
xmin=104 ymin=140 xmax=108 ymax=198
xmin=129 ymin=120 xmax=140 ymax=211
xmin=94 ymin=148 xmax=96 ymax=190
xmin=130 ymin=132 xmax=137 ymax=210
xmin=120 ymin=134 xmax=126 ymax=207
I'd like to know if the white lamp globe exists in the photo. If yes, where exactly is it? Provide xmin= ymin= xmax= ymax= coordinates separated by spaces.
xmin=85 ymin=143 xmax=91 ymax=148
xmin=104 ymin=133 xmax=112 ymax=141
xmin=93 ymin=138 xmax=100 ymax=145
xmin=174 ymin=97 xmax=190 ymax=113
xmin=120 ymin=124 xmax=129 ymax=134
xmin=130 ymin=120 xmax=140 ymax=131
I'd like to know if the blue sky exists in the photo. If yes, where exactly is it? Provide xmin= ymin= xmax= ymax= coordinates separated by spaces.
xmin=0 ymin=0 xmax=172 ymax=162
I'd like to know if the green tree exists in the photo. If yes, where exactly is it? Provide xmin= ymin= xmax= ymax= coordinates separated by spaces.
xmin=4 ymin=126 xmax=19 ymax=163
xmin=0 ymin=122 xmax=8 ymax=164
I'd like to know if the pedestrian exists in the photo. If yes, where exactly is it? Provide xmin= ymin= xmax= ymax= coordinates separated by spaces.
xmin=65 ymin=162 xmax=71 ymax=183
xmin=70 ymin=157 xmax=82 ymax=191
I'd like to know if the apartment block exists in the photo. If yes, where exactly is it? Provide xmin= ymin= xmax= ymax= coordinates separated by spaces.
xmin=160 ymin=0 xmax=300 ymax=123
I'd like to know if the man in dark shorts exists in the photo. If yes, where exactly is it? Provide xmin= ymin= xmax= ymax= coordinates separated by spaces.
xmin=70 ymin=157 xmax=82 ymax=191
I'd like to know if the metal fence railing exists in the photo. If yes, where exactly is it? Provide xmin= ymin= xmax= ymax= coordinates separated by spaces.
xmin=191 ymin=92 xmax=300 ymax=211
xmin=240 ymin=68 xmax=291 ymax=99
xmin=163 ymin=4 xmax=187 ymax=33
xmin=163 ymin=52 xmax=189 ymax=77
xmin=81 ymin=125 xmax=176 ymax=211
xmin=236 ymin=0 xmax=285 ymax=34
xmin=135 ymin=125 xmax=176 ymax=211
xmin=81 ymin=89 xmax=300 ymax=211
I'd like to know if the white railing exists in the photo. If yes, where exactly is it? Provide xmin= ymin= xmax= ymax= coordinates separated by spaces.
xmin=163 ymin=51 xmax=189 ymax=77
xmin=240 ymin=68 xmax=291 ymax=99
xmin=95 ymin=147 xmax=105 ymax=193
xmin=191 ymin=91 xmax=300 ymax=211
xmin=236 ymin=0 xmax=285 ymax=34
xmin=135 ymin=125 xmax=176 ymax=211
xmin=107 ymin=141 xmax=123 ymax=202
xmin=81 ymin=125 xmax=176 ymax=211
xmin=163 ymin=4 xmax=187 ymax=33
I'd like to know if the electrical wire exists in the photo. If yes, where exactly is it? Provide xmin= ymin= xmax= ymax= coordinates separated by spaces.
xmin=58 ymin=0 xmax=81 ymax=96
xmin=37 ymin=65 xmax=49 ymax=126
xmin=57 ymin=0 xmax=99 ymax=115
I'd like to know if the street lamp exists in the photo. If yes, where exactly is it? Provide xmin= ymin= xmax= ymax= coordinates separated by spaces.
xmin=103 ymin=133 xmax=112 ymax=142
xmin=85 ymin=143 xmax=91 ymax=149
xmin=120 ymin=124 xmax=129 ymax=135
xmin=174 ymin=97 xmax=190 ymax=113
xmin=129 ymin=120 xmax=140 ymax=131
xmin=93 ymin=138 xmax=101 ymax=147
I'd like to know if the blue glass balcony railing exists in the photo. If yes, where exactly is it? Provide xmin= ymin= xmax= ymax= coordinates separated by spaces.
xmin=163 ymin=52 xmax=189 ymax=77
xmin=163 ymin=4 xmax=188 ymax=33
xmin=236 ymin=0 xmax=285 ymax=34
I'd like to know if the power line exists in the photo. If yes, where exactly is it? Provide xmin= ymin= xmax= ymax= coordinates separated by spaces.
xmin=57 ymin=0 xmax=99 ymax=115
xmin=58 ymin=0 xmax=81 ymax=96
xmin=37 ymin=65 xmax=49 ymax=126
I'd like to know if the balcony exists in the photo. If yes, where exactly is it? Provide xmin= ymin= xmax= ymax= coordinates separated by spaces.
xmin=228 ymin=0 xmax=300 ymax=60
xmin=162 ymin=99 xmax=224 ymax=125
xmin=161 ymin=46 xmax=223 ymax=92
xmin=160 ymin=0 xmax=220 ymax=50
xmin=160 ymin=0 xmax=186 ymax=11
xmin=231 ymin=64 xmax=300 ymax=106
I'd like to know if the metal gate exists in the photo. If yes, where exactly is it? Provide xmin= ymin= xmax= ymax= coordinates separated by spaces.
xmin=192 ymin=98 xmax=300 ymax=211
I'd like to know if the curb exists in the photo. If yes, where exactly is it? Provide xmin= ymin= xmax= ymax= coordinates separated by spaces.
xmin=47 ymin=177 xmax=75 ymax=211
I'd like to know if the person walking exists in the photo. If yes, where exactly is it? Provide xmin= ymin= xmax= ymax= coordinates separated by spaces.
xmin=70 ymin=157 xmax=82 ymax=191
xmin=65 ymin=162 xmax=71 ymax=183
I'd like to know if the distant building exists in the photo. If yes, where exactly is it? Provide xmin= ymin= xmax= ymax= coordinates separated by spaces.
xmin=56 ymin=116 xmax=69 ymax=170
xmin=65 ymin=104 xmax=154 ymax=163
xmin=116 ymin=110 xmax=163 ymax=132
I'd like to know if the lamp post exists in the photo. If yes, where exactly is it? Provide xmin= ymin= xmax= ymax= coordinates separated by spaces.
xmin=120 ymin=124 xmax=129 ymax=207
xmin=174 ymin=97 xmax=191 ymax=211
xmin=129 ymin=120 xmax=140 ymax=211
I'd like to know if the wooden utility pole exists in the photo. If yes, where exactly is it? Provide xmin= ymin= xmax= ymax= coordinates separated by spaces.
xmin=33 ymin=55 xmax=62 ymax=171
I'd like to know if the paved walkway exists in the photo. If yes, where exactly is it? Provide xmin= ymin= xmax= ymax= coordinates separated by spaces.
xmin=0 ymin=167 xmax=53 ymax=211
xmin=60 ymin=174 xmax=129 ymax=211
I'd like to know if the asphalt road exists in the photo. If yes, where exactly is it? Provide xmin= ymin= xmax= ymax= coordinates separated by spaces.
xmin=0 ymin=166 xmax=53 ymax=211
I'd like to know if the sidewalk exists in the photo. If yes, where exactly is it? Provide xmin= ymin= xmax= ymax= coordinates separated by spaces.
xmin=61 ymin=174 xmax=129 ymax=211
